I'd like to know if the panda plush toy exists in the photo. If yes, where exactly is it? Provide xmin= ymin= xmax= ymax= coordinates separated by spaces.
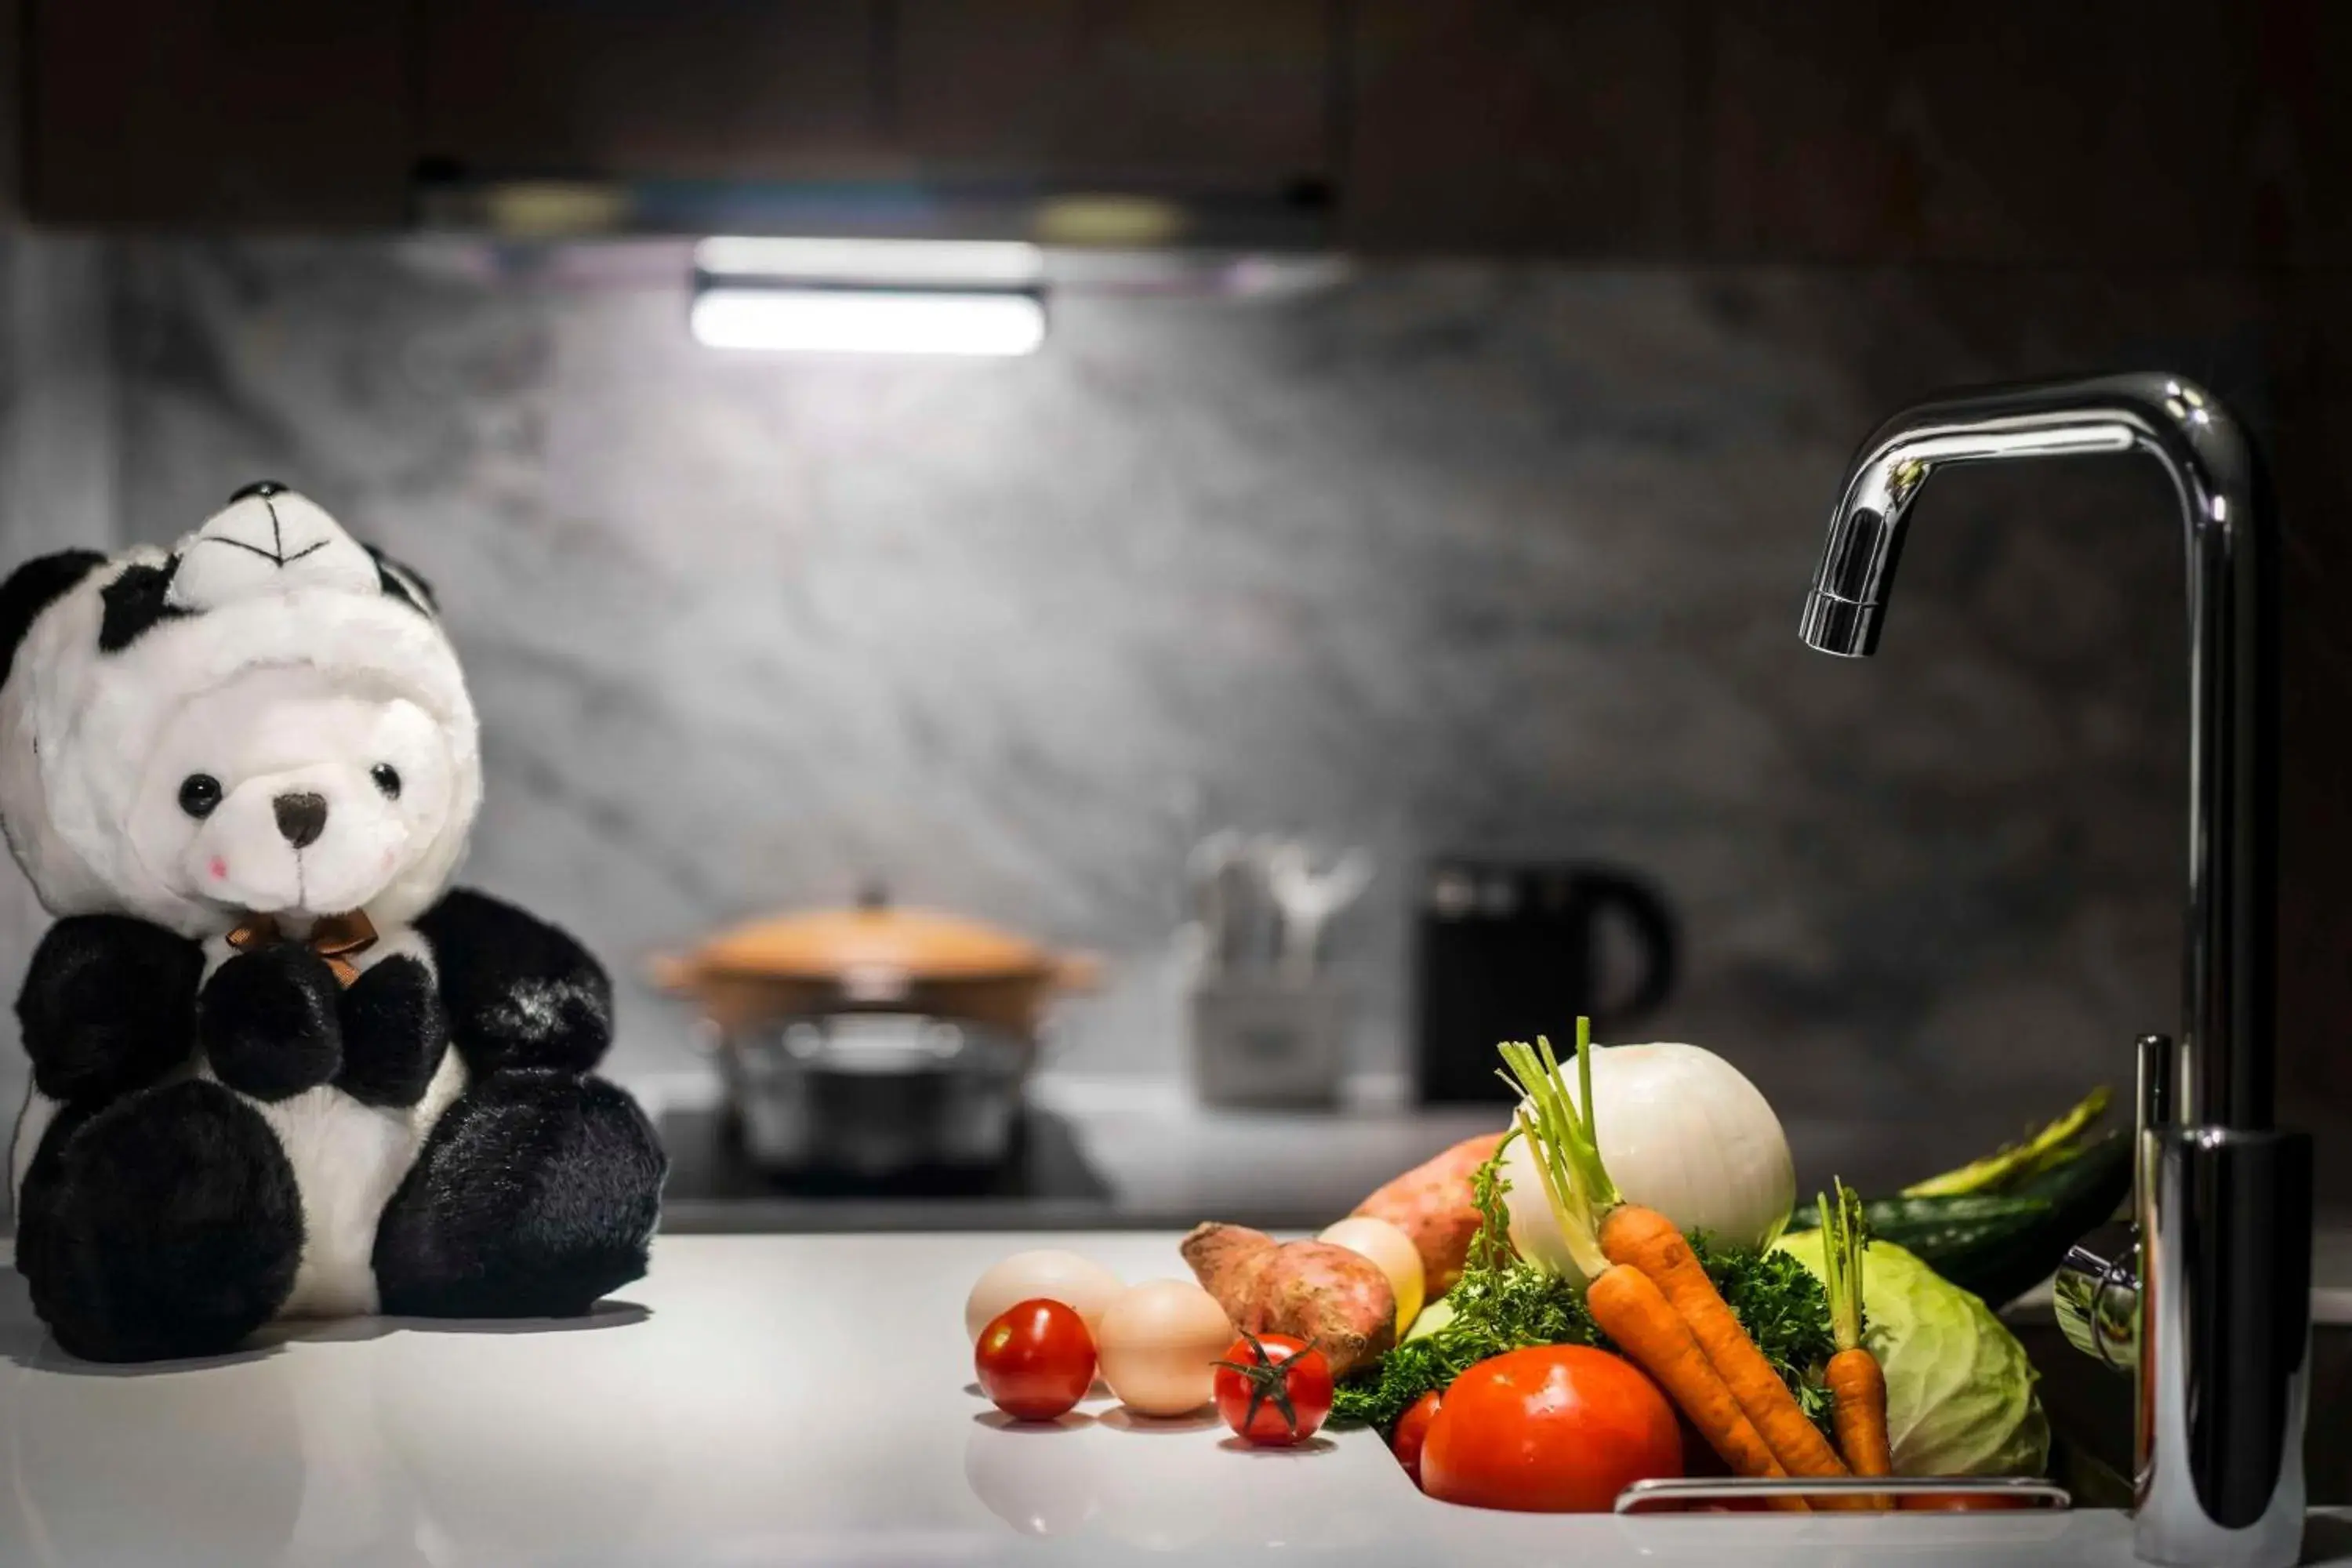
xmin=0 ymin=484 xmax=666 ymax=1363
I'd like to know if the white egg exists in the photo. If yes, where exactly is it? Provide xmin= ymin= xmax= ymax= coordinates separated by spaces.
xmin=1093 ymin=1279 xmax=1235 ymax=1417
xmin=1316 ymin=1214 xmax=1425 ymax=1334
xmin=964 ymin=1250 xmax=1124 ymax=1341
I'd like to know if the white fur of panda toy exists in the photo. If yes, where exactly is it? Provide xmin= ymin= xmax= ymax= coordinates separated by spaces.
xmin=2 ymin=484 xmax=666 ymax=1362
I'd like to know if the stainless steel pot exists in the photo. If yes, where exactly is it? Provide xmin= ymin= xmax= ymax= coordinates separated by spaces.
xmin=714 ymin=1012 xmax=1033 ymax=1177
xmin=659 ymin=893 xmax=1097 ymax=1178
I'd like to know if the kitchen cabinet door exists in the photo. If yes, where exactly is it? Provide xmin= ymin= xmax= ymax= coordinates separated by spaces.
xmin=24 ymin=0 xmax=413 ymax=226
xmin=1339 ymin=0 xmax=1690 ymax=256
xmin=1700 ymin=0 xmax=2290 ymax=265
xmin=418 ymin=0 xmax=891 ymax=181
xmin=896 ymin=1 xmax=1333 ymax=194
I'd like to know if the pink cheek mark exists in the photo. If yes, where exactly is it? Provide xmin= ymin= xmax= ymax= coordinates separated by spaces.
xmin=208 ymin=856 xmax=227 ymax=881
xmin=380 ymin=848 xmax=396 ymax=872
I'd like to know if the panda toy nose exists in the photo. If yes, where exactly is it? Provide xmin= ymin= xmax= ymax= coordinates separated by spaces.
xmin=274 ymin=792 xmax=328 ymax=848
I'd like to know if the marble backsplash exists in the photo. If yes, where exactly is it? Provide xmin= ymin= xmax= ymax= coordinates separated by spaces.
xmin=0 ymin=234 xmax=2280 ymax=1138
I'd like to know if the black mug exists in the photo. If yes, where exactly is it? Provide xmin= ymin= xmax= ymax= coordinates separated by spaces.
xmin=1413 ymin=859 xmax=1679 ymax=1103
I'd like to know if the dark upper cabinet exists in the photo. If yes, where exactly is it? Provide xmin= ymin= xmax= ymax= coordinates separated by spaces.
xmin=416 ymin=0 xmax=1332 ymax=197
xmin=895 ymin=2 xmax=1332 ymax=194
xmin=416 ymin=2 xmax=890 ymax=182
xmin=24 ymin=0 xmax=412 ymax=226
xmin=15 ymin=0 xmax=2350 ymax=260
xmin=1697 ymin=0 xmax=2307 ymax=266
xmin=20 ymin=1 xmax=1331 ymax=230
xmin=1339 ymin=1 xmax=1690 ymax=257
xmin=1338 ymin=0 xmax=2350 ymax=267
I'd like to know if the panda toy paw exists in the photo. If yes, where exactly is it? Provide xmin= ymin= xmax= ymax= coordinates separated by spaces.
xmin=198 ymin=943 xmax=345 ymax=1102
xmin=334 ymin=953 xmax=448 ymax=1109
xmin=375 ymin=1070 xmax=664 ymax=1319
xmin=16 ymin=1080 xmax=303 ymax=1363
xmin=17 ymin=914 xmax=204 ymax=1103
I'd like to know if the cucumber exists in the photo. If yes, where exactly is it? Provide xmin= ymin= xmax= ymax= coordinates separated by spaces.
xmin=1792 ymin=1189 xmax=2043 ymax=1232
xmin=1951 ymin=1129 xmax=2133 ymax=1306
xmin=1790 ymin=1131 xmax=2133 ymax=1310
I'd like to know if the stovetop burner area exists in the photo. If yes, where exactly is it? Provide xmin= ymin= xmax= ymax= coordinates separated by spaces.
xmin=657 ymin=1105 xmax=1121 ymax=1232
xmin=650 ymin=1087 xmax=1513 ymax=1236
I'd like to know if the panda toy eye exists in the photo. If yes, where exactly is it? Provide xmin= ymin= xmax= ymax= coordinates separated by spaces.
xmin=370 ymin=764 xmax=402 ymax=800
xmin=177 ymin=774 xmax=223 ymax=818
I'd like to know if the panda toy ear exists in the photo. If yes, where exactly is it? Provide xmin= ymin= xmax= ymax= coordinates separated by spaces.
xmin=362 ymin=543 xmax=438 ymax=614
xmin=0 ymin=550 xmax=106 ymax=691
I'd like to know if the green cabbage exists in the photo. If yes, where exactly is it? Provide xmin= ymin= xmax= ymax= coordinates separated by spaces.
xmin=1773 ymin=1231 xmax=2049 ymax=1478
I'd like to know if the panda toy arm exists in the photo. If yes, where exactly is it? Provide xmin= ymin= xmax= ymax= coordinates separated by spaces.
xmin=19 ymin=915 xmax=205 ymax=1104
xmin=415 ymin=888 xmax=612 ymax=1076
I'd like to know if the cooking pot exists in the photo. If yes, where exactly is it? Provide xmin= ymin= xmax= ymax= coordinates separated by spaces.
xmin=654 ymin=895 xmax=1097 ymax=1174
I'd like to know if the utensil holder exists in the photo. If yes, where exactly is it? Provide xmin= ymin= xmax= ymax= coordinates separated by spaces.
xmin=1188 ymin=975 xmax=1349 ymax=1108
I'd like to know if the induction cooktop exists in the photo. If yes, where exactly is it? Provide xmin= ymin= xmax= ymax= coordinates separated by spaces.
xmin=656 ymin=1105 xmax=1121 ymax=1232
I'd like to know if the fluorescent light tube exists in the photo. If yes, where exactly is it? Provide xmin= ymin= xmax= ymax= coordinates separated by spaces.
xmin=689 ymin=288 xmax=1047 ymax=357
xmin=693 ymin=237 xmax=1044 ymax=288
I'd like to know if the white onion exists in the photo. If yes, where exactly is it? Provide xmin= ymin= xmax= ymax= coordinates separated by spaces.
xmin=1503 ymin=1041 xmax=1794 ymax=1283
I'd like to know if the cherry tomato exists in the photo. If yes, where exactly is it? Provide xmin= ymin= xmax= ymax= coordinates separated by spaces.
xmin=1421 ymin=1345 xmax=1682 ymax=1512
xmin=1390 ymin=1390 xmax=1442 ymax=1486
xmin=1211 ymin=1333 xmax=1333 ymax=1446
xmin=975 ymin=1298 xmax=1097 ymax=1421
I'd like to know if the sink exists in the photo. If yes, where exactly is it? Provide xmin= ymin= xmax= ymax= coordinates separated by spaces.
xmin=2010 ymin=1300 xmax=2352 ymax=1507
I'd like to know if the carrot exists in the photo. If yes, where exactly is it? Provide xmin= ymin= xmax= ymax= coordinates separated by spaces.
xmin=1819 ymin=1179 xmax=1894 ymax=1506
xmin=1586 ymin=1262 xmax=1808 ymax=1512
xmin=1828 ymin=1354 xmax=1893 ymax=1486
xmin=1599 ymin=1203 xmax=1852 ymax=1489
xmin=1498 ymin=1025 xmax=1835 ymax=1510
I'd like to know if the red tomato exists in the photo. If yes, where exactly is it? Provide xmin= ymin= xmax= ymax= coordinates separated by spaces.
xmin=1212 ymin=1333 xmax=1333 ymax=1446
xmin=1420 ymin=1346 xmax=1682 ymax=1512
xmin=975 ymin=1298 xmax=1097 ymax=1422
xmin=1390 ymin=1390 xmax=1443 ymax=1487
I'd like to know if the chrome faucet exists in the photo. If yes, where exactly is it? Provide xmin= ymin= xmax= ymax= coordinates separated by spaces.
xmin=1799 ymin=373 xmax=2311 ymax=1567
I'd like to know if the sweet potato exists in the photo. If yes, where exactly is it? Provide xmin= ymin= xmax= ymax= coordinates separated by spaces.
xmin=1179 ymin=1223 xmax=1397 ymax=1377
xmin=1352 ymin=1131 xmax=1509 ymax=1296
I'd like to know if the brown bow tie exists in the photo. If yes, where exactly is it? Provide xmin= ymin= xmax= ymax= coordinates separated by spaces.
xmin=225 ymin=910 xmax=379 ymax=987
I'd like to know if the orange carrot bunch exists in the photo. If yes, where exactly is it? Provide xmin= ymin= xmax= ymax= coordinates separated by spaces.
xmin=1499 ymin=1025 xmax=1854 ymax=1512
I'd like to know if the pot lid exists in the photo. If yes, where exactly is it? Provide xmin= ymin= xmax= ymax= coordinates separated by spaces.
xmin=675 ymin=893 xmax=1061 ymax=985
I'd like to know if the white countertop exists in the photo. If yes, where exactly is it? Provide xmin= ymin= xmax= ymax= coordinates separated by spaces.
xmin=2 ymin=1232 xmax=2343 ymax=1567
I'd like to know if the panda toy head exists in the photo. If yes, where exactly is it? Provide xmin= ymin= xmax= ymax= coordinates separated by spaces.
xmin=0 ymin=484 xmax=478 ymax=939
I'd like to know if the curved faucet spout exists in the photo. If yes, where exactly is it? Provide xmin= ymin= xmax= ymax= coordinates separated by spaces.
xmin=1798 ymin=372 xmax=2274 ymax=1131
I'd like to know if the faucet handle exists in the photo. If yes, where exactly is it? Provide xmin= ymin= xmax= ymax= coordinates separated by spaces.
xmin=2053 ymin=1035 xmax=2174 ymax=1374
xmin=2054 ymin=1219 xmax=2142 ymax=1373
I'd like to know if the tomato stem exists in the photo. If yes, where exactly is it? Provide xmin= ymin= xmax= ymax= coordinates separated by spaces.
xmin=1212 ymin=1330 xmax=1317 ymax=1436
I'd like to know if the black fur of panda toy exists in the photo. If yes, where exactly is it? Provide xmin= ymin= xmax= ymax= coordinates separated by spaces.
xmin=1 ymin=484 xmax=666 ymax=1363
